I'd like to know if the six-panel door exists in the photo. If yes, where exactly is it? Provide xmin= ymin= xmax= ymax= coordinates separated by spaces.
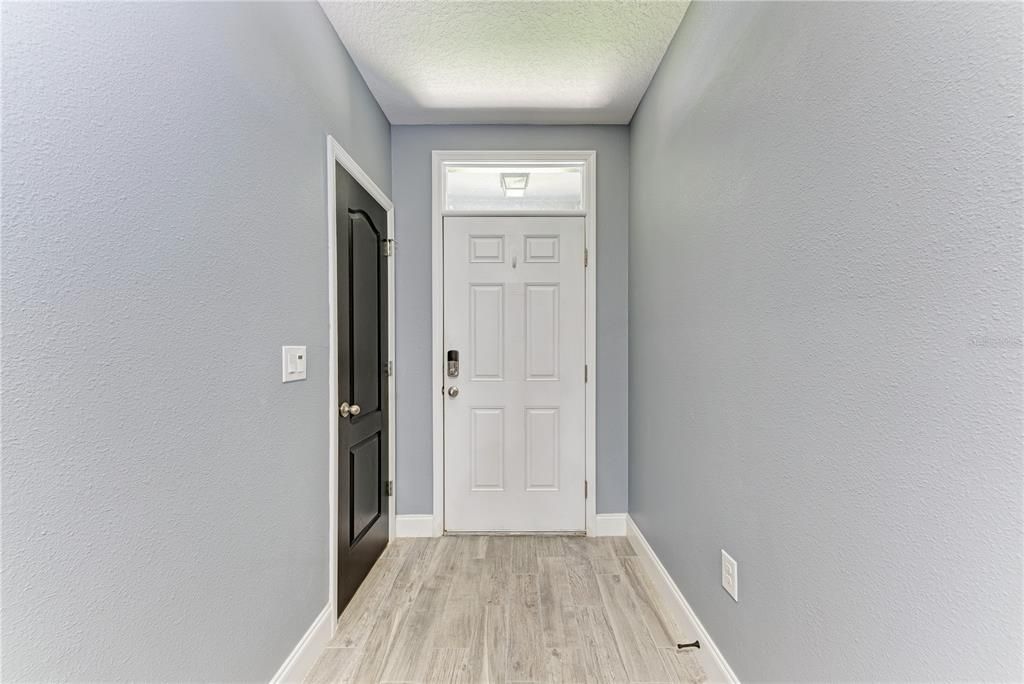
xmin=443 ymin=216 xmax=586 ymax=532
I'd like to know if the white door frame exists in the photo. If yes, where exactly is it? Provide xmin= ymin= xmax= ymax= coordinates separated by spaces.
xmin=431 ymin=150 xmax=598 ymax=537
xmin=326 ymin=135 xmax=396 ymax=632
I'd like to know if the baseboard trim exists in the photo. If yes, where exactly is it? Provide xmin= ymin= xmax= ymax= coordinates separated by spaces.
xmin=592 ymin=512 xmax=627 ymax=536
xmin=397 ymin=513 xmax=625 ymax=537
xmin=626 ymin=515 xmax=740 ymax=683
xmin=396 ymin=514 xmax=436 ymax=537
xmin=269 ymin=603 xmax=331 ymax=684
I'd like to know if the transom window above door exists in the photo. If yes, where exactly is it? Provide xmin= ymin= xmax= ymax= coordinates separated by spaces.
xmin=443 ymin=163 xmax=585 ymax=213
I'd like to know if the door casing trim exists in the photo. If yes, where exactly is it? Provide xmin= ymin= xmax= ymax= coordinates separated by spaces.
xmin=326 ymin=135 xmax=396 ymax=633
xmin=430 ymin=150 xmax=598 ymax=537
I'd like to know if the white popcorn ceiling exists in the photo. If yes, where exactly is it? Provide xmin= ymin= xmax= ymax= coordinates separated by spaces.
xmin=319 ymin=0 xmax=690 ymax=124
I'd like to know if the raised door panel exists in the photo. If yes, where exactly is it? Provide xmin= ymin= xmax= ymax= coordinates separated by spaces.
xmin=471 ymin=408 xmax=505 ymax=491
xmin=350 ymin=212 xmax=382 ymax=414
xmin=470 ymin=235 xmax=505 ymax=263
xmin=470 ymin=285 xmax=504 ymax=380
xmin=524 ymin=234 xmax=560 ymax=263
xmin=525 ymin=284 xmax=559 ymax=380
xmin=349 ymin=434 xmax=381 ymax=544
xmin=525 ymin=408 xmax=559 ymax=491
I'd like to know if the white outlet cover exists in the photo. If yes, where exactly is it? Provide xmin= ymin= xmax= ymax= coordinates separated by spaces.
xmin=282 ymin=346 xmax=307 ymax=382
xmin=721 ymin=549 xmax=738 ymax=601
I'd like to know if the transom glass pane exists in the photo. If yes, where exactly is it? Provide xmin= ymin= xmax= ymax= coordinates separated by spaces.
xmin=445 ymin=164 xmax=584 ymax=212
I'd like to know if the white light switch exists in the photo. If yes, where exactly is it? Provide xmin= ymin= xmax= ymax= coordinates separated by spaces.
xmin=282 ymin=346 xmax=307 ymax=382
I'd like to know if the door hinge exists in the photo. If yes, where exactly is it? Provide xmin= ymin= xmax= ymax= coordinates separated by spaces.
xmin=386 ymin=480 xmax=394 ymax=496
xmin=584 ymin=364 xmax=589 ymax=383
xmin=383 ymin=238 xmax=396 ymax=257
xmin=387 ymin=360 xmax=394 ymax=377
xmin=585 ymin=480 xmax=589 ymax=499
xmin=584 ymin=248 xmax=589 ymax=268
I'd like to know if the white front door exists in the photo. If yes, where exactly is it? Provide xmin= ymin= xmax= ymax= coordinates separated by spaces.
xmin=443 ymin=216 xmax=586 ymax=532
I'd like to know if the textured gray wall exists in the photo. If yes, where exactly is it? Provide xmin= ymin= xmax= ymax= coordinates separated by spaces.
xmin=629 ymin=2 xmax=1023 ymax=681
xmin=1 ymin=3 xmax=390 ymax=681
xmin=391 ymin=125 xmax=629 ymax=515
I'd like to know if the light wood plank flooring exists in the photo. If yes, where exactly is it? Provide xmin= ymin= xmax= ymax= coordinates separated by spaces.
xmin=306 ymin=536 xmax=706 ymax=683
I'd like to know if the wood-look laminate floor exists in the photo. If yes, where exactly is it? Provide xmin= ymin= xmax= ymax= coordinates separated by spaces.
xmin=306 ymin=536 xmax=706 ymax=684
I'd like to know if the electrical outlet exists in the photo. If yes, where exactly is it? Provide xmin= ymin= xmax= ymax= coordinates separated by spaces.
xmin=721 ymin=550 xmax=738 ymax=601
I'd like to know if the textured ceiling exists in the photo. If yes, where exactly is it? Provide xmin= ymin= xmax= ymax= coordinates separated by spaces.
xmin=319 ymin=1 xmax=690 ymax=125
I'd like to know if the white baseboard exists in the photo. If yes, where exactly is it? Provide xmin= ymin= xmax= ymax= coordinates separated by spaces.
xmin=396 ymin=514 xmax=436 ymax=537
xmin=397 ymin=513 xmax=625 ymax=537
xmin=592 ymin=512 xmax=627 ymax=536
xmin=270 ymin=604 xmax=331 ymax=684
xmin=626 ymin=515 xmax=740 ymax=683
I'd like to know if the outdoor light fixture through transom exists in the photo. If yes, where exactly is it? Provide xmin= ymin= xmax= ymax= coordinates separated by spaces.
xmin=500 ymin=172 xmax=530 ymax=198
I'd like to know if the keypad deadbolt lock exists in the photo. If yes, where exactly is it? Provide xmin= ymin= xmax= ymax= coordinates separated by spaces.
xmin=447 ymin=349 xmax=459 ymax=378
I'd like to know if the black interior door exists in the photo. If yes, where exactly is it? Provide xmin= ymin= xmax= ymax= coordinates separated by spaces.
xmin=336 ymin=161 xmax=389 ymax=616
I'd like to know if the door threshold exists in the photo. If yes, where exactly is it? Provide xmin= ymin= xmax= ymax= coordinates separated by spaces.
xmin=443 ymin=530 xmax=586 ymax=536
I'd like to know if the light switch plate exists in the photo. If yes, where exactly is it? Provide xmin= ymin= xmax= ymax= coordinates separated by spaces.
xmin=722 ymin=549 xmax=738 ymax=601
xmin=282 ymin=346 xmax=307 ymax=382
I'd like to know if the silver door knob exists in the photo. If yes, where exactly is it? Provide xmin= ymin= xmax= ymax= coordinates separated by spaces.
xmin=447 ymin=386 xmax=459 ymax=398
xmin=339 ymin=402 xmax=361 ymax=417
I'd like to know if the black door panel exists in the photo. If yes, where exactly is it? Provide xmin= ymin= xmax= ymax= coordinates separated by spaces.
xmin=349 ymin=434 xmax=381 ymax=545
xmin=336 ymin=162 xmax=389 ymax=616
xmin=349 ymin=210 xmax=383 ymax=415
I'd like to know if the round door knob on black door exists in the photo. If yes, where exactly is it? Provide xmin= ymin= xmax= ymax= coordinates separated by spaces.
xmin=339 ymin=402 xmax=361 ymax=418
xmin=447 ymin=386 xmax=459 ymax=398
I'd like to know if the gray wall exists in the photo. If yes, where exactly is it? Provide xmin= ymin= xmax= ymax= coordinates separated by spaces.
xmin=628 ymin=2 xmax=1022 ymax=681
xmin=391 ymin=125 xmax=629 ymax=515
xmin=1 ymin=3 xmax=390 ymax=681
